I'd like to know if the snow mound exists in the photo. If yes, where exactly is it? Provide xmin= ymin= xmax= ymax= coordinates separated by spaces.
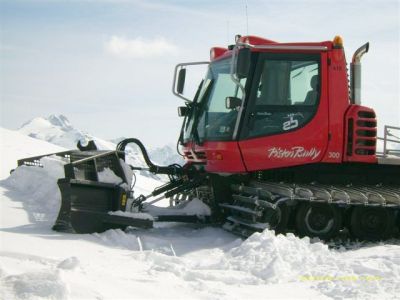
xmin=123 ymin=229 xmax=399 ymax=299
xmin=0 ymin=270 xmax=68 ymax=300
xmin=57 ymin=257 xmax=80 ymax=270
xmin=2 ymin=156 xmax=66 ymax=223
xmin=191 ymin=230 xmax=400 ymax=299
xmin=93 ymin=229 xmax=143 ymax=250
xmin=226 ymin=231 xmax=332 ymax=282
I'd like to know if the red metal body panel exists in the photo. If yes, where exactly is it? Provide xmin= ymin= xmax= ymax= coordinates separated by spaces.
xmin=210 ymin=36 xmax=333 ymax=63
xmin=210 ymin=47 xmax=228 ymax=60
xmin=320 ymin=48 xmax=350 ymax=163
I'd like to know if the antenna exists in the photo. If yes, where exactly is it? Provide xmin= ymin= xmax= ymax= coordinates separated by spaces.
xmin=245 ymin=1 xmax=249 ymax=35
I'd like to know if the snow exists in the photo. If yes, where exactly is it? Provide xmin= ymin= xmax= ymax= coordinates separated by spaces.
xmin=97 ymin=167 xmax=124 ymax=185
xmin=145 ymin=198 xmax=211 ymax=217
xmin=148 ymin=144 xmax=185 ymax=166
xmin=119 ymin=158 xmax=134 ymax=187
xmin=1 ymin=126 xmax=400 ymax=299
xmin=0 ymin=127 xmax=65 ymax=180
xmin=2 ymin=155 xmax=65 ymax=223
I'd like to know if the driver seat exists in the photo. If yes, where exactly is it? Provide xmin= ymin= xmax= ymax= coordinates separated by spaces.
xmin=304 ymin=75 xmax=319 ymax=105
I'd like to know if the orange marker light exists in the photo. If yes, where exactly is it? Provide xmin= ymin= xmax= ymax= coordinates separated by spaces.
xmin=333 ymin=35 xmax=344 ymax=48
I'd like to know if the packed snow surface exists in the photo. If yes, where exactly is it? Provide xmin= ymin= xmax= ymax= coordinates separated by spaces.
xmin=1 ymin=126 xmax=400 ymax=299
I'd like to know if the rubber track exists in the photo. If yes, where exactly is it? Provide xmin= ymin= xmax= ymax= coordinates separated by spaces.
xmin=221 ymin=180 xmax=400 ymax=237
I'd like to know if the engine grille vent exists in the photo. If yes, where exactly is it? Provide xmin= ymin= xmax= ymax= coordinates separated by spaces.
xmin=347 ymin=109 xmax=376 ymax=158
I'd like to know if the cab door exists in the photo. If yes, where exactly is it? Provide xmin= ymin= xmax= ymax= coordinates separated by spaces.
xmin=238 ymin=52 xmax=329 ymax=171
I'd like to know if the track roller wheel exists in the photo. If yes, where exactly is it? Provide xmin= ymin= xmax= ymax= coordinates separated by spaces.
xmin=295 ymin=202 xmax=342 ymax=240
xmin=350 ymin=207 xmax=396 ymax=241
xmin=261 ymin=202 xmax=289 ymax=234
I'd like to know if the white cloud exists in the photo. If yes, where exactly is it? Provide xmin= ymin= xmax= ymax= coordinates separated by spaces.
xmin=105 ymin=36 xmax=178 ymax=58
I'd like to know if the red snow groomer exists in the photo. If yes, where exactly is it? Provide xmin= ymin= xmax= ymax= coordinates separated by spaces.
xmin=18 ymin=35 xmax=400 ymax=241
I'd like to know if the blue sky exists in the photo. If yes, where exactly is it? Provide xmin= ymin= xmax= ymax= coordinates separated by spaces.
xmin=0 ymin=0 xmax=399 ymax=146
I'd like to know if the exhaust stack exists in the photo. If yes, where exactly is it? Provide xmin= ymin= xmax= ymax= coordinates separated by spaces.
xmin=350 ymin=42 xmax=369 ymax=105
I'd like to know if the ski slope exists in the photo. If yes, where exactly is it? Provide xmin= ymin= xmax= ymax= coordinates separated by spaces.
xmin=1 ymin=127 xmax=400 ymax=299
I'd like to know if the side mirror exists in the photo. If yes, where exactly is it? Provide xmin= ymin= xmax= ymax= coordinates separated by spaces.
xmin=177 ymin=68 xmax=186 ymax=94
xmin=178 ymin=106 xmax=188 ymax=117
xmin=225 ymin=97 xmax=242 ymax=109
xmin=236 ymin=48 xmax=251 ymax=79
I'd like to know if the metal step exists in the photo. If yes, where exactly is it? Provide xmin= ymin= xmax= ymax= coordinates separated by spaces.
xmin=226 ymin=216 xmax=269 ymax=231
xmin=222 ymin=221 xmax=254 ymax=238
xmin=231 ymin=184 xmax=274 ymax=200
xmin=232 ymin=194 xmax=274 ymax=209
xmin=222 ymin=216 xmax=268 ymax=237
xmin=219 ymin=203 xmax=262 ymax=217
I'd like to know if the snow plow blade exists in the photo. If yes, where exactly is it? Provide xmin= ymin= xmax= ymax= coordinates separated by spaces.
xmin=17 ymin=138 xmax=206 ymax=234
xmin=53 ymin=178 xmax=153 ymax=234
xmin=47 ymin=147 xmax=154 ymax=233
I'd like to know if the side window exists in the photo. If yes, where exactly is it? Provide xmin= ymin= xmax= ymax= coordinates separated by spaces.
xmin=247 ymin=57 xmax=320 ymax=138
xmin=256 ymin=60 xmax=291 ymax=105
xmin=290 ymin=63 xmax=319 ymax=105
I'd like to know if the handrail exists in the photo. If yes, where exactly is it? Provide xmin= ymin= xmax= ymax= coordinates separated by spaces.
xmin=378 ymin=125 xmax=400 ymax=157
xmin=68 ymin=150 xmax=118 ymax=166
xmin=172 ymin=61 xmax=209 ymax=102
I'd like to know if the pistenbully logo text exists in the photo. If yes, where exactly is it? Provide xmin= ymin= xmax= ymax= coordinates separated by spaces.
xmin=267 ymin=147 xmax=321 ymax=160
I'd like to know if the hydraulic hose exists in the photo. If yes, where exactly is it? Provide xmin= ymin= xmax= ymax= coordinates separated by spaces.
xmin=116 ymin=138 xmax=184 ymax=176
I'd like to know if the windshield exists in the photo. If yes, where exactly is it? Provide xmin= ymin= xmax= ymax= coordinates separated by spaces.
xmin=183 ymin=58 xmax=245 ymax=142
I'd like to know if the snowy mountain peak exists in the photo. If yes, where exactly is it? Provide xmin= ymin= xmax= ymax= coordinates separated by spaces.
xmin=20 ymin=114 xmax=72 ymax=132
xmin=18 ymin=114 xmax=89 ymax=149
xmin=47 ymin=114 xmax=73 ymax=131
